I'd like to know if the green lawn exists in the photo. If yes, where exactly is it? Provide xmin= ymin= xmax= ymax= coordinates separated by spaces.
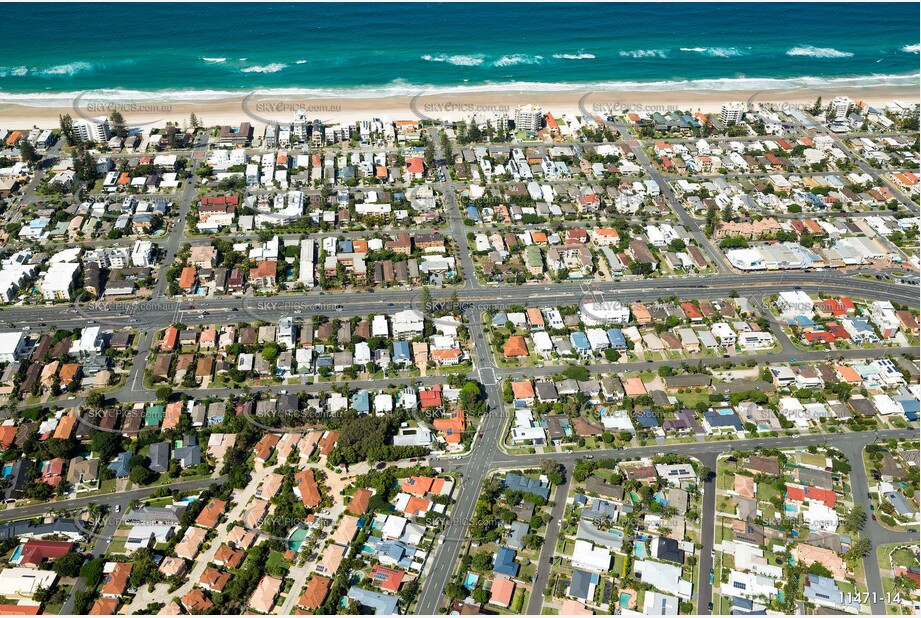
xmin=266 ymin=550 xmax=290 ymax=573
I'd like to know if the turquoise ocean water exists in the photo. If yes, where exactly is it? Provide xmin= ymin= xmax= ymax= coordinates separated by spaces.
xmin=0 ymin=2 xmax=917 ymax=103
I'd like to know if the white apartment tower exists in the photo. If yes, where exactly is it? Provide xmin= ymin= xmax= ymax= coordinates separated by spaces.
xmin=829 ymin=96 xmax=854 ymax=121
xmin=73 ymin=118 xmax=112 ymax=144
xmin=720 ymin=102 xmax=745 ymax=126
xmin=514 ymin=105 xmax=543 ymax=132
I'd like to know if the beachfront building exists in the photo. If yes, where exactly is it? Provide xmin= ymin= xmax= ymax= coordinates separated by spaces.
xmin=515 ymin=105 xmax=543 ymax=131
xmin=720 ymin=102 xmax=745 ymax=126
xmin=73 ymin=118 xmax=111 ymax=144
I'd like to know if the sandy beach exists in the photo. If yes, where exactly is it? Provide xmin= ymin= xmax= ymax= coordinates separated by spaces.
xmin=0 ymin=85 xmax=917 ymax=133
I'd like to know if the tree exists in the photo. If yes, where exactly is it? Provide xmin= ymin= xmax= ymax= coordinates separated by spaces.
xmin=540 ymin=460 xmax=565 ymax=485
xmin=843 ymin=504 xmax=866 ymax=533
xmin=471 ymin=551 xmax=493 ymax=573
xmin=155 ymin=386 xmax=172 ymax=401
xmin=110 ymin=110 xmax=128 ymax=138
xmin=562 ymin=365 xmax=589 ymax=381
xmin=129 ymin=465 xmax=153 ymax=485
xmin=472 ymin=587 xmax=489 ymax=605
xmin=19 ymin=141 xmax=40 ymax=166
xmin=85 ymin=391 xmax=105 ymax=408
xmin=51 ymin=551 xmax=85 ymax=577
xmin=705 ymin=203 xmax=719 ymax=235
xmin=262 ymin=342 xmax=281 ymax=363
xmin=440 ymin=130 xmax=453 ymax=163
xmin=189 ymin=113 xmax=201 ymax=130
xmin=90 ymin=431 xmax=123 ymax=462
xmin=59 ymin=113 xmax=76 ymax=145
xmin=809 ymin=96 xmax=823 ymax=116
xmin=424 ymin=139 xmax=436 ymax=171
xmin=72 ymin=148 xmax=98 ymax=183
xmin=846 ymin=537 xmax=871 ymax=561
xmin=420 ymin=286 xmax=432 ymax=313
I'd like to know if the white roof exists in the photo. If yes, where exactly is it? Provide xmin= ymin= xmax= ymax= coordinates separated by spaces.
xmin=381 ymin=514 xmax=407 ymax=539
xmin=571 ymin=540 xmax=611 ymax=572
xmin=0 ymin=332 xmax=24 ymax=355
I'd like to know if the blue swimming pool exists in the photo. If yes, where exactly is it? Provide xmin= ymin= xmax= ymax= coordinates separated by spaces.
xmin=464 ymin=573 xmax=479 ymax=589
xmin=288 ymin=527 xmax=308 ymax=551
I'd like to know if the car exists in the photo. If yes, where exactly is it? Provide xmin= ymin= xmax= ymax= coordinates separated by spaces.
xmin=790 ymin=358 xmax=797 ymax=362
xmin=87 ymin=320 xmax=96 ymax=324
xmin=335 ymin=305 xmax=344 ymax=312
xmin=38 ymin=323 xmax=46 ymax=327
xmin=871 ymin=514 xmax=877 ymax=521
xmin=722 ymin=354 xmax=730 ymax=358
xmin=22 ymin=326 xmax=30 ymax=331
xmin=387 ymin=303 xmax=395 ymax=307
xmin=231 ymin=308 xmax=239 ymax=312
xmin=415 ymin=381 xmax=423 ymax=387
xmin=708 ymin=602 xmax=713 ymax=612
xmin=908 ymin=528 xmax=918 ymax=533
xmin=585 ymin=455 xmax=594 ymax=459
xmin=870 ymin=504 xmax=874 ymax=511
xmin=709 ymin=569 xmax=714 ymax=584
xmin=711 ymin=550 xmax=715 ymax=558
xmin=115 ymin=505 xmax=121 ymax=513
xmin=294 ymin=309 xmax=303 ymax=314
xmin=868 ymin=492 xmax=872 ymax=499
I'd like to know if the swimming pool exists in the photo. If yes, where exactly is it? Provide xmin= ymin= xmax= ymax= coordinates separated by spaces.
xmin=288 ymin=527 xmax=308 ymax=551
xmin=619 ymin=592 xmax=633 ymax=608
xmin=464 ymin=573 xmax=479 ymax=590
xmin=634 ymin=544 xmax=647 ymax=559
xmin=1 ymin=464 xmax=12 ymax=478
xmin=9 ymin=544 xmax=23 ymax=563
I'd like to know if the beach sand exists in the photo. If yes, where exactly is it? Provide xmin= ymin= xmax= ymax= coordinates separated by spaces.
xmin=0 ymin=85 xmax=917 ymax=133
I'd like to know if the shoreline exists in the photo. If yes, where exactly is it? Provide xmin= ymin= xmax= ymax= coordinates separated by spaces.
xmin=0 ymin=85 xmax=917 ymax=133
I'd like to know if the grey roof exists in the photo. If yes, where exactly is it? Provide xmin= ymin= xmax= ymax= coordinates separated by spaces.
xmin=503 ymin=473 xmax=550 ymax=500
xmin=569 ymin=568 xmax=598 ymax=601
xmin=347 ymin=586 xmax=399 ymax=615
xmin=507 ymin=521 xmax=529 ymax=550
xmin=149 ymin=442 xmax=170 ymax=473
xmin=577 ymin=518 xmax=623 ymax=551
xmin=0 ymin=518 xmax=83 ymax=541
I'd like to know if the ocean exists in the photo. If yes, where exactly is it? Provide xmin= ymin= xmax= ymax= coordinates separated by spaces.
xmin=0 ymin=2 xmax=918 ymax=103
